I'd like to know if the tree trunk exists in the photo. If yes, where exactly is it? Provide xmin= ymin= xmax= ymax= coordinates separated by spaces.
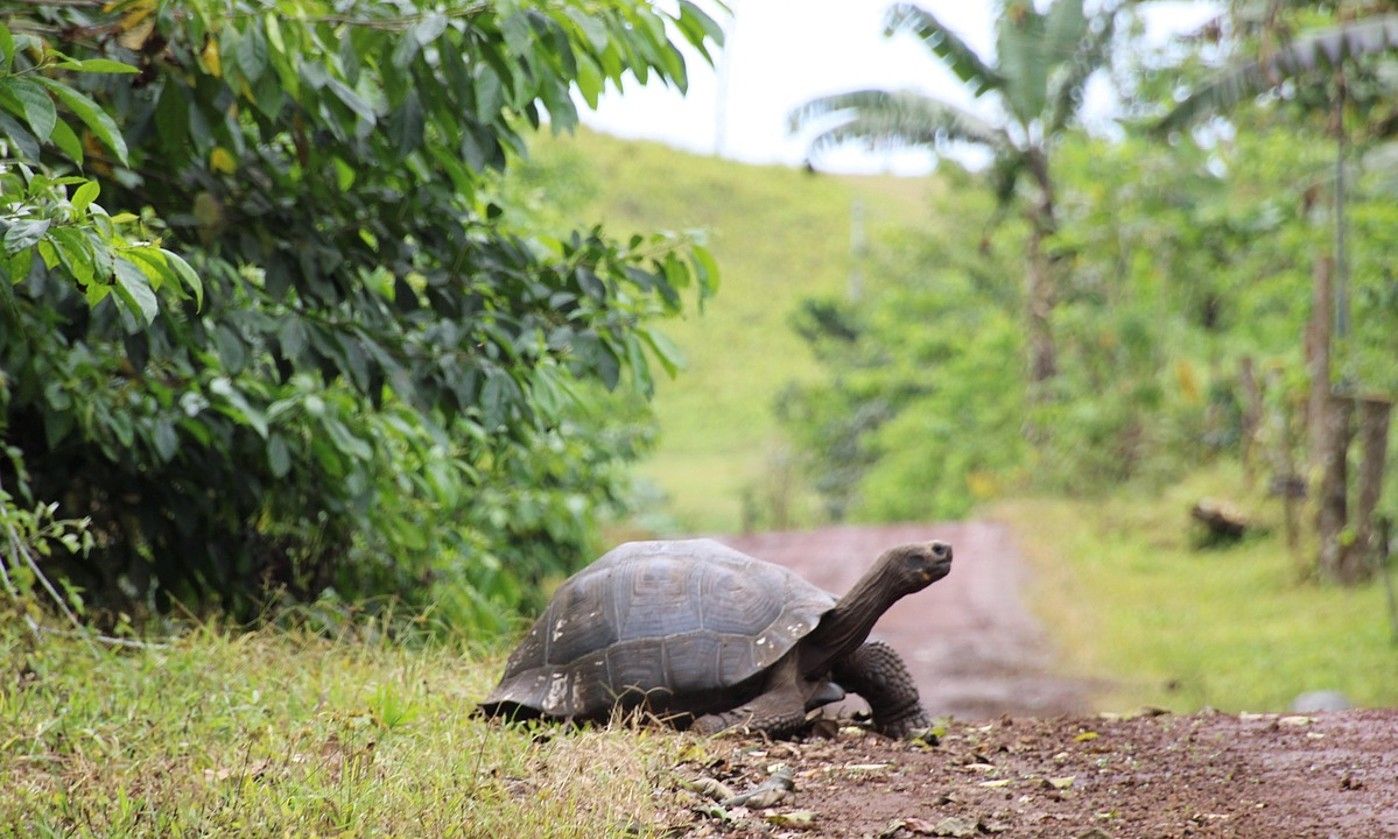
xmin=1340 ymin=397 xmax=1393 ymax=584
xmin=1024 ymin=150 xmax=1058 ymax=390
xmin=1025 ymin=213 xmax=1057 ymax=387
xmin=1305 ymin=255 xmax=1333 ymax=457
xmin=1315 ymin=393 xmax=1353 ymax=583
xmin=1238 ymin=355 xmax=1263 ymax=482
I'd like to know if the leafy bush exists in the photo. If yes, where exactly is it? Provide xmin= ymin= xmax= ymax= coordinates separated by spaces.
xmin=0 ymin=1 xmax=722 ymax=629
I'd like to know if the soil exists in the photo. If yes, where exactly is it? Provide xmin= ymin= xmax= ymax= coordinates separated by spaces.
xmin=662 ymin=524 xmax=1398 ymax=838
xmin=664 ymin=709 xmax=1398 ymax=838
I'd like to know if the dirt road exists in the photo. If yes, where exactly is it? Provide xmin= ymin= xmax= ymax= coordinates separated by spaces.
xmin=691 ymin=523 xmax=1398 ymax=837
xmin=726 ymin=521 xmax=1086 ymax=719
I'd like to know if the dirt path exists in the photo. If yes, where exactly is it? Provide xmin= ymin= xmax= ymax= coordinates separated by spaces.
xmin=688 ymin=524 xmax=1398 ymax=837
xmin=725 ymin=521 xmax=1087 ymax=719
xmin=666 ymin=710 xmax=1398 ymax=838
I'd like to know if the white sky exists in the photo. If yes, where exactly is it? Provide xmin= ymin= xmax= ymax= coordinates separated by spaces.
xmin=580 ymin=0 xmax=1220 ymax=175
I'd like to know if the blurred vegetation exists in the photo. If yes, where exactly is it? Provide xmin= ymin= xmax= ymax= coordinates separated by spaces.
xmin=1002 ymin=465 xmax=1397 ymax=711
xmin=518 ymin=129 xmax=936 ymax=532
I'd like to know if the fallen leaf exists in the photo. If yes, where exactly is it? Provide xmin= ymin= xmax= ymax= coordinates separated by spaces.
xmin=1074 ymin=731 xmax=1099 ymax=742
xmin=681 ymin=777 xmax=734 ymax=802
xmin=693 ymin=803 xmax=733 ymax=823
xmin=765 ymin=809 xmax=816 ymax=827
xmin=722 ymin=766 xmax=794 ymax=808
xmin=1044 ymin=776 xmax=1076 ymax=790
xmin=846 ymin=762 xmax=892 ymax=772
xmin=1277 ymin=715 xmax=1314 ymax=727
xmin=979 ymin=779 xmax=1013 ymax=788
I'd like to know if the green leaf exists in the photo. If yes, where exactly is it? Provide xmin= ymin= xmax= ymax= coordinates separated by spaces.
xmin=70 ymin=180 xmax=99 ymax=214
xmin=35 ymin=77 xmax=129 ymax=165
xmin=209 ymin=377 xmax=269 ymax=439
xmin=57 ymin=58 xmax=140 ymax=74
xmin=235 ymin=26 xmax=268 ymax=83
xmin=3 ymin=219 xmax=50 ymax=254
xmin=0 ymin=23 xmax=14 ymax=75
xmin=327 ymin=78 xmax=377 ymax=125
xmin=389 ymin=88 xmax=424 ymax=155
xmin=267 ymin=433 xmax=291 ymax=477
xmin=52 ymin=115 xmax=85 ymax=163
xmin=3 ymin=77 xmax=56 ymax=142
xmin=112 ymin=258 xmax=158 ymax=324
xmin=152 ymin=419 xmax=179 ymax=462
xmin=160 ymin=249 xmax=203 ymax=310
xmin=638 ymin=327 xmax=685 ymax=378
xmin=48 ymin=226 xmax=95 ymax=285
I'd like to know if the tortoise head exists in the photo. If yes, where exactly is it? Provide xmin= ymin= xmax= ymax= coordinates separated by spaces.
xmin=878 ymin=541 xmax=953 ymax=594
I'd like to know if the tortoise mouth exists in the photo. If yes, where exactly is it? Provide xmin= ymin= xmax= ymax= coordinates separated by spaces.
xmin=921 ymin=557 xmax=952 ymax=585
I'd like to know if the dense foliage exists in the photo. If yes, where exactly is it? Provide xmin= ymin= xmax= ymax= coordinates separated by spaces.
xmin=0 ymin=1 xmax=721 ymax=628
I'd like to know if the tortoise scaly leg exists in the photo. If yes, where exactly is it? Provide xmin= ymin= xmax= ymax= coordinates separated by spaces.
xmin=693 ymin=658 xmax=811 ymax=738
xmin=691 ymin=688 xmax=810 ymax=738
xmin=832 ymin=641 xmax=930 ymax=738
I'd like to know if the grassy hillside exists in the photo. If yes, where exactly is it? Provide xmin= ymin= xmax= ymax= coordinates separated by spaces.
xmin=527 ymin=130 xmax=936 ymax=532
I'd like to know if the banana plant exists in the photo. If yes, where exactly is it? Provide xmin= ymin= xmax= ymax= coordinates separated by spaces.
xmin=790 ymin=0 xmax=1121 ymax=386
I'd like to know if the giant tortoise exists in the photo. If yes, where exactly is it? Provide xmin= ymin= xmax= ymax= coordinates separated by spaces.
xmin=478 ymin=538 xmax=952 ymax=737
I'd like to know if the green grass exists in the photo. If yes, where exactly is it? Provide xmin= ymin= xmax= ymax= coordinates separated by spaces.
xmin=994 ymin=464 xmax=1398 ymax=713
xmin=0 ymin=625 xmax=688 ymax=836
xmin=530 ymin=129 xmax=935 ymax=532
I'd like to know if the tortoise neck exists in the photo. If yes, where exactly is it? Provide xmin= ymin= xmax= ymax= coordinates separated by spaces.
xmin=801 ymin=560 xmax=905 ymax=674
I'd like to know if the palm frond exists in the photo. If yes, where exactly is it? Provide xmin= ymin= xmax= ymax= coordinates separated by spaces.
xmin=996 ymin=2 xmax=1051 ymax=126
xmin=1157 ymin=13 xmax=1398 ymax=135
xmin=885 ymin=3 xmax=1004 ymax=95
xmin=1046 ymin=11 xmax=1117 ymax=135
xmin=1043 ymin=0 xmax=1089 ymax=63
xmin=789 ymin=89 xmax=1010 ymax=154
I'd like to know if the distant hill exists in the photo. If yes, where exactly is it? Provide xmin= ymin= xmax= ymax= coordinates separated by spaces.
xmin=526 ymin=129 xmax=938 ymax=532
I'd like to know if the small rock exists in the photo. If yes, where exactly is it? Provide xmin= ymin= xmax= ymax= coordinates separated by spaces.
xmin=927 ymin=816 xmax=978 ymax=837
xmin=1291 ymin=690 xmax=1351 ymax=712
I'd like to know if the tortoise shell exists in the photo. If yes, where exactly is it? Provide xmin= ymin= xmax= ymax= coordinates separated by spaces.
xmin=481 ymin=539 xmax=838 ymax=719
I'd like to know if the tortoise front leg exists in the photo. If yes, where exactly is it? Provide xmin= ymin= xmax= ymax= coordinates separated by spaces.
xmin=832 ymin=641 xmax=930 ymax=738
